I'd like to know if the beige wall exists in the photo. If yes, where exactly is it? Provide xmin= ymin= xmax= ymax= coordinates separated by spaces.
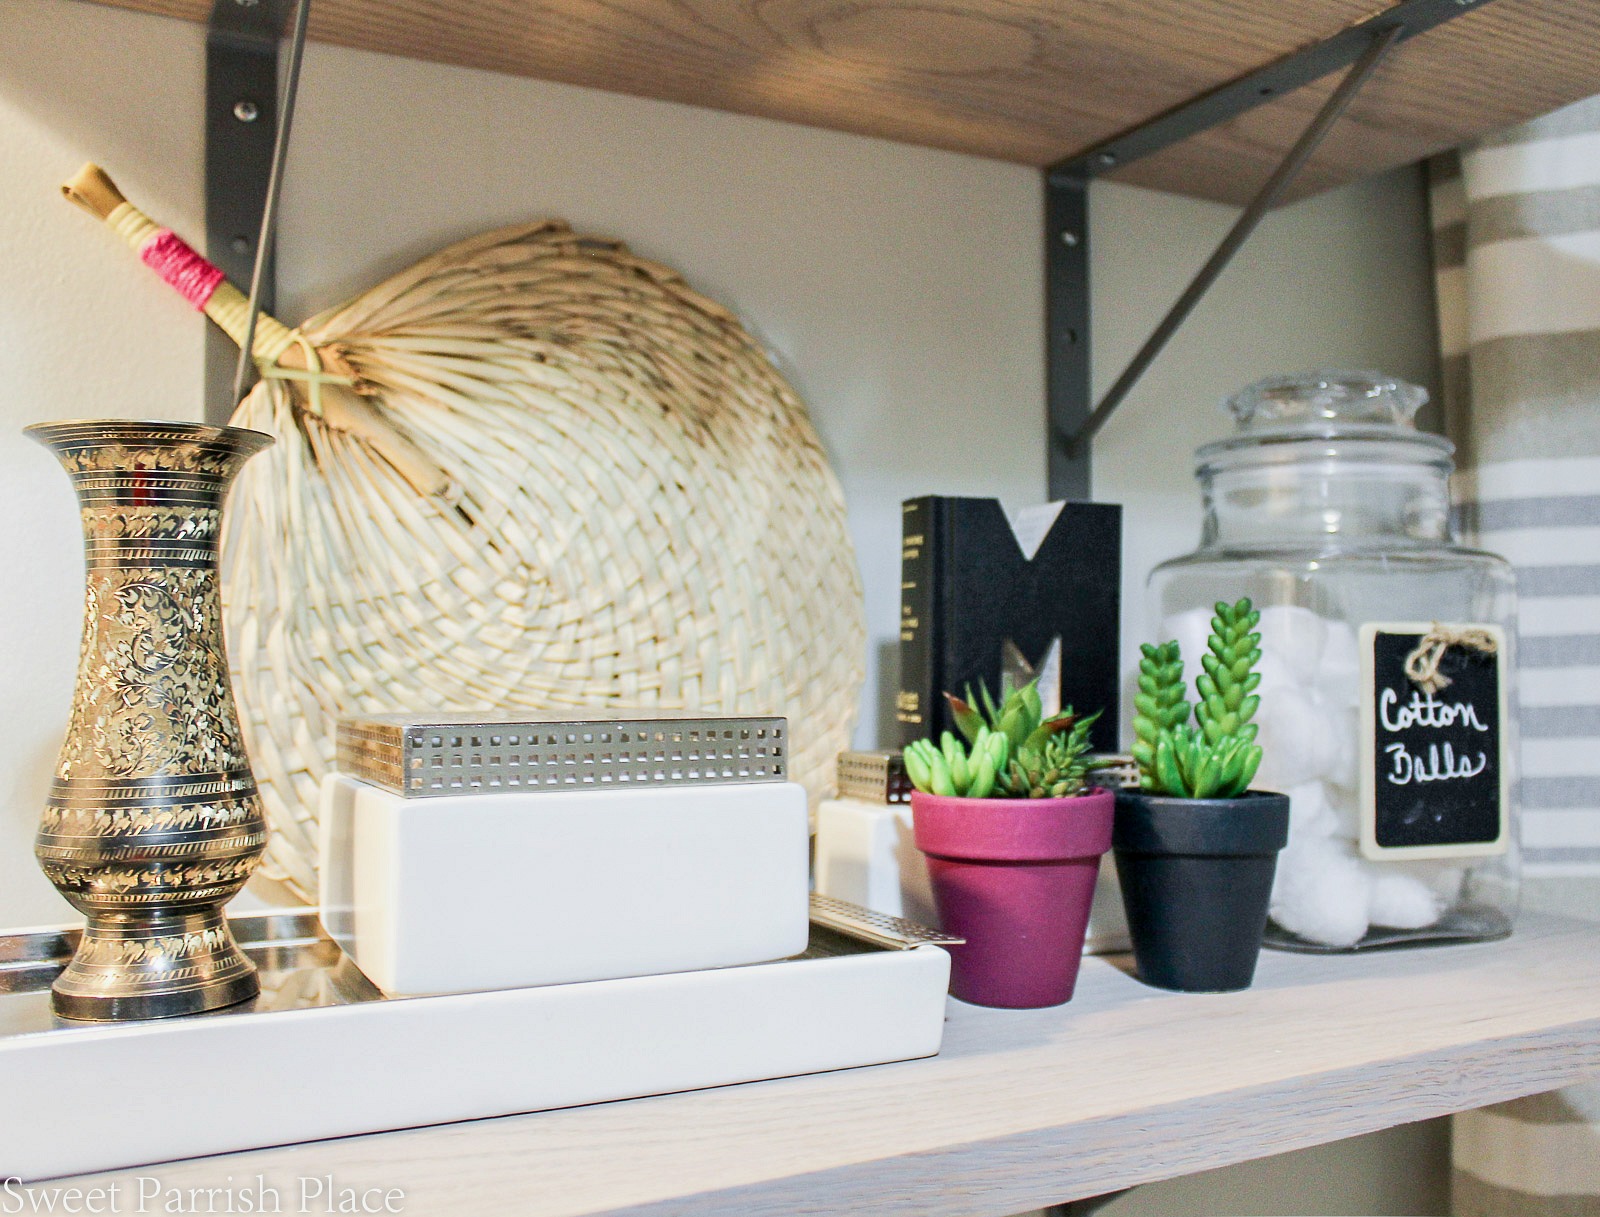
xmin=1 ymin=1 xmax=209 ymax=926
xmin=1 ymin=3 xmax=1446 ymax=1211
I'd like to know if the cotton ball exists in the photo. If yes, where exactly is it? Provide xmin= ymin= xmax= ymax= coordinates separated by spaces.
xmin=1158 ymin=608 xmax=1216 ymax=678
xmin=1317 ymin=620 xmax=1362 ymax=708
xmin=1323 ymin=782 xmax=1361 ymax=841
xmin=1367 ymin=867 xmax=1444 ymax=929
xmin=1326 ymin=706 xmax=1358 ymax=789
xmin=1391 ymin=859 xmax=1465 ymax=904
xmin=1254 ymin=647 xmax=1303 ymax=696
xmin=1271 ymin=834 xmax=1372 ymax=948
xmin=1285 ymin=780 xmax=1337 ymax=840
xmin=1254 ymin=685 xmax=1343 ymax=790
xmin=1428 ymin=865 xmax=1465 ymax=903
xmin=1256 ymin=605 xmax=1328 ymax=687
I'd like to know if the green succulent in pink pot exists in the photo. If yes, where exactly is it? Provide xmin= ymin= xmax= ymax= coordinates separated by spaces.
xmin=904 ymin=679 xmax=1100 ymax=800
xmin=901 ymin=678 xmax=1112 ymax=1009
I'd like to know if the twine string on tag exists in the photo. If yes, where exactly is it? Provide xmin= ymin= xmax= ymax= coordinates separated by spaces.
xmin=1404 ymin=624 xmax=1498 ymax=695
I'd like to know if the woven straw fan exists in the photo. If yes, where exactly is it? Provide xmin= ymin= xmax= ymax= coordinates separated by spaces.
xmin=64 ymin=163 xmax=867 ymax=902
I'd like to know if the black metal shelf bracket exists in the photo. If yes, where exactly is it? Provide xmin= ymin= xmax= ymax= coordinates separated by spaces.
xmin=1047 ymin=0 xmax=1498 ymax=500
xmin=1046 ymin=172 xmax=1091 ymax=501
xmin=231 ymin=0 xmax=313 ymax=407
xmin=205 ymin=0 xmax=289 ymax=423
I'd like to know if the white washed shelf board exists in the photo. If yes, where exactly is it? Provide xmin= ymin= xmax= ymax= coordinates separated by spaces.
xmin=69 ymin=912 xmax=1600 ymax=1217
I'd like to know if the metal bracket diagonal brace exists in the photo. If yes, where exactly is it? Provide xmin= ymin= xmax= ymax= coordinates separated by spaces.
xmin=1046 ymin=0 xmax=1500 ymax=501
xmin=205 ymin=0 xmax=288 ymax=424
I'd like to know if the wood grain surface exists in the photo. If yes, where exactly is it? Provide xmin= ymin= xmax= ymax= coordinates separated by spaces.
xmin=74 ymin=0 xmax=1600 ymax=204
xmin=62 ymin=912 xmax=1600 ymax=1215
xmin=1111 ymin=0 xmax=1600 ymax=202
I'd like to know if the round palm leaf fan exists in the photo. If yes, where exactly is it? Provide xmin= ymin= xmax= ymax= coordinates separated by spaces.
xmin=64 ymin=164 xmax=866 ymax=901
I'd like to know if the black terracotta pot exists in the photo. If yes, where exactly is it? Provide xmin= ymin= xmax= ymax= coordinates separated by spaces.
xmin=1112 ymin=789 xmax=1291 ymax=993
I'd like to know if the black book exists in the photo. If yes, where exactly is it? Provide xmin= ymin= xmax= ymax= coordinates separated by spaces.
xmin=897 ymin=496 xmax=1121 ymax=752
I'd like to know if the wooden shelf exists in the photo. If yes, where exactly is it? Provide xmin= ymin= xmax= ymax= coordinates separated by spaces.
xmin=82 ymin=0 xmax=1600 ymax=204
xmin=71 ymin=912 xmax=1600 ymax=1215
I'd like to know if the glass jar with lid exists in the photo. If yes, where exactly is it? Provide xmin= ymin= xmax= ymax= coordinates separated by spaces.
xmin=1148 ymin=371 xmax=1518 ymax=951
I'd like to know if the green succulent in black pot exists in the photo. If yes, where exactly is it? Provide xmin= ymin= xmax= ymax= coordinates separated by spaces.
xmin=1115 ymin=598 xmax=1290 ymax=994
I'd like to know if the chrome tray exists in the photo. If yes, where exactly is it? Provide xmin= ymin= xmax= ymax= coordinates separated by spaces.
xmin=0 ymin=895 xmax=958 ymax=1035
xmin=0 ymin=911 xmax=381 ymax=1036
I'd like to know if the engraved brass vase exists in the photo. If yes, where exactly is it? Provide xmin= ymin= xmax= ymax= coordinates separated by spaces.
xmin=28 ymin=420 xmax=273 ymax=1020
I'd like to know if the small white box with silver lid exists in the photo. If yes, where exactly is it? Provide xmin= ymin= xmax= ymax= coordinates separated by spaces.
xmin=322 ymin=712 xmax=810 ymax=996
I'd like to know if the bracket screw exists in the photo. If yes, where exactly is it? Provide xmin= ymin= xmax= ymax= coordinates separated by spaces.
xmin=1097 ymin=152 xmax=1117 ymax=167
xmin=1060 ymin=231 xmax=1079 ymax=247
xmin=233 ymin=100 xmax=260 ymax=123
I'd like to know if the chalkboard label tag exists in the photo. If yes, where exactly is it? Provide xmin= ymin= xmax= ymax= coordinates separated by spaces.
xmin=1359 ymin=622 xmax=1509 ymax=861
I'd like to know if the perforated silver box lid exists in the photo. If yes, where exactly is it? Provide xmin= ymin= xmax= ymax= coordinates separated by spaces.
xmin=836 ymin=751 xmax=912 ymax=805
xmin=337 ymin=712 xmax=787 ymax=798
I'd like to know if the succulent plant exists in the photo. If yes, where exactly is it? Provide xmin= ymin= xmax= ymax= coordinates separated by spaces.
xmin=1132 ymin=597 xmax=1264 ymax=799
xmin=903 ymin=725 xmax=1010 ymax=798
xmin=903 ymin=677 xmax=1101 ymax=800
xmin=997 ymin=710 xmax=1100 ymax=799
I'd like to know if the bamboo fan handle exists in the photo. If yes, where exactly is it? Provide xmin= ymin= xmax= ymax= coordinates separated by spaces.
xmin=61 ymin=164 xmax=449 ymax=498
xmin=63 ymin=162 xmax=303 ymax=369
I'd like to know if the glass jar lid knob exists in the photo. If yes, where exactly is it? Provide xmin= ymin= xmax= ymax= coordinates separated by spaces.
xmin=1227 ymin=370 xmax=1429 ymax=436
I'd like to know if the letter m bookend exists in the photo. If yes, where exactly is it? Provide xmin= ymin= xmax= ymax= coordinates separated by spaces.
xmin=897 ymin=497 xmax=1121 ymax=751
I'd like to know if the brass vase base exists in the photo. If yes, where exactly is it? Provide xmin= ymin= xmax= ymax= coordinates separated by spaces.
xmin=51 ymin=909 xmax=261 ymax=1023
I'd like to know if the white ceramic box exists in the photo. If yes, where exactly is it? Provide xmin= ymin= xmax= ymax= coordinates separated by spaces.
xmin=320 ymin=774 xmax=811 ymax=995
xmin=813 ymin=797 xmax=938 ymax=926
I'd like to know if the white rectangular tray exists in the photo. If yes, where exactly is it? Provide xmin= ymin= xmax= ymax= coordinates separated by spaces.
xmin=0 ymin=905 xmax=951 ymax=1182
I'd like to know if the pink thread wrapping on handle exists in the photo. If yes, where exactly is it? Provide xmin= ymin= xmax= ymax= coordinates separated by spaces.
xmin=138 ymin=229 xmax=226 ymax=310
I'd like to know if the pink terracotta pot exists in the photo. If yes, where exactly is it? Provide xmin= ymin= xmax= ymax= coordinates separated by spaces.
xmin=911 ymin=788 xmax=1114 ymax=1009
